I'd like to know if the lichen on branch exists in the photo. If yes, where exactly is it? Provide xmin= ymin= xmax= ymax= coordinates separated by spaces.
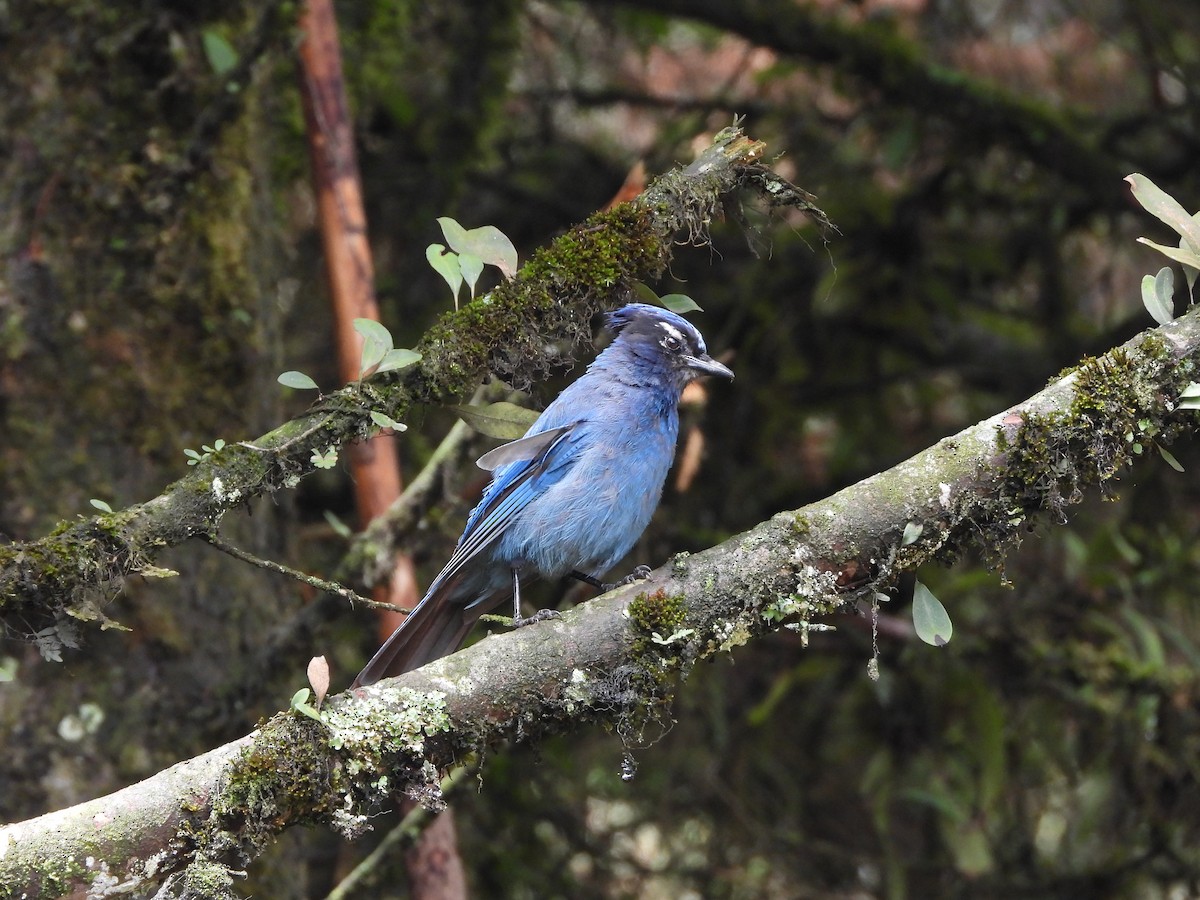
xmin=0 ymin=124 xmax=819 ymax=652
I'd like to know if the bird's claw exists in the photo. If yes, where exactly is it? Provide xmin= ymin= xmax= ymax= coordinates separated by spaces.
xmin=603 ymin=564 xmax=653 ymax=592
xmin=512 ymin=608 xmax=562 ymax=628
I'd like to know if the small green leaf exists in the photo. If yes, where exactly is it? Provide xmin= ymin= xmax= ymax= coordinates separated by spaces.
xmin=1183 ymin=214 xmax=1200 ymax=294
xmin=202 ymin=30 xmax=238 ymax=76
xmin=1111 ymin=528 xmax=1142 ymax=565
xmin=323 ymin=510 xmax=354 ymax=540
xmin=901 ymin=521 xmax=923 ymax=547
xmin=658 ymin=293 xmax=702 ymax=314
xmin=438 ymin=218 xmax=518 ymax=279
xmin=375 ymin=348 xmax=421 ymax=374
xmin=369 ymin=410 xmax=408 ymax=432
xmin=1141 ymin=267 xmax=1175 ymax=325
xmin=278 ymin=370 xmax=320 ymax=391
xmin=289 ymin=687 xmax=323 ymax=722
xmin=0 ymin=656 xmax=16 ymax=682
xmin=90 ymin=499 xmax=113 ymax=513
xmin=1179 ymin=382 xmax=1200 ymax=410
xmin=352 ymin=318 xmax=393 ymax=350
xmin=633 ymin=282 xmax=661 ymax=304
xmin=294 ymin=702 xmax=323 ymax=722
xmin=311 ymin=446 xmax=339 ymax=469
xmin=459 ymin=252 xmax=484 ymax=299
xmin=944 ymin=820 xmax=995 ymax=877
xmin=436 ymin=216 xmax=470 ymax=252
xmin=1155 ymin=266 xmax=1176 ymax=319
xmin=354 ymin=319 xmax=393 ymax=377
xmin=1158 ymin=445 xmax=1185 ymax=473
xmin=632 ymin=283 xmax=702 ymax=314
xmin=1121 ymin=606 xmax=1167 ymax=669
xmin=1127 ymin=174 xmax=1200 ymax=253
xmin=451 ymin=401 xmax=540 ymax=440
xmin=426 ymin=243 xmax=463 ymax=307
xmin=903 ymin=786 xmax=970 ymax=822
xmin=359 ymin=343 xmax=386 ymax=377
xmin=912 ymin=580 xmax=953 ymax=646
xmin=1136 ymin=237 xmax=1200 ymax=270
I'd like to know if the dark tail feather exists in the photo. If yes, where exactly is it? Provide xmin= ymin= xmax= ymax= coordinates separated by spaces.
xmin=352 ymin=586 xmax=484 ymax=688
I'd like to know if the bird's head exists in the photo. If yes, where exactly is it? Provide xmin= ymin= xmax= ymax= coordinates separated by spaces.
xmin=604 ymin=303 xmax=733 ymax=389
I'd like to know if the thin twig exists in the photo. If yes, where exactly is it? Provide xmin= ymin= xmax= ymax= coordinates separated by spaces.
xmin=201 ymin=533 xmax=409 ymax=614
xmin=341 ymin=383 xmax=499 ymax=587
xmin=238 ymin=413 xmax=334 ymax=454
xmin=325 ymin=760 xmax=480 ymax=900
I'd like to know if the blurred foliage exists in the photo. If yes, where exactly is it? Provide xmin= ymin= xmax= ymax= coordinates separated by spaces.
xmin=3 ymin=0 xmax=1200 ymax=897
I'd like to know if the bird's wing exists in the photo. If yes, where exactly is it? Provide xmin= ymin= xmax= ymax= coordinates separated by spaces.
xmin=425 ymin=419 xmax=584 ymax=598
xmin=352 ymin=419 xmax=587 ymax=686
xmin=475 ymin=423 xmax=576 ymax=471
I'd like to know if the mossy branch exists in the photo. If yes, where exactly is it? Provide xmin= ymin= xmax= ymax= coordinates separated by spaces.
xmin=0 ymin=124 xmax=807 ymax=641
xmin=3 ymin=305 xmax=1197 ymax=898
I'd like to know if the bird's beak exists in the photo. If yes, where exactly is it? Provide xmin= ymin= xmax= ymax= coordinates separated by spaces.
xmin=685 ymin=354 xmax=734 ymax=380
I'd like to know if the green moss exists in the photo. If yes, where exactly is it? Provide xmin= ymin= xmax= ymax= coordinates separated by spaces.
xmin=598 ymin=588 xmax=692 ymax=745
xmin=627 ymin=588 xmax=688 ymax=636
xmin=411 ymin=204 xmax=669 ymax=403
xmin=521 ymin=205 xmax=664 ymax=288
xmin=173 ymin=860 xmax=239 ymax=900
xmin=203 ymin=714 xmax=337 ymax=861
xmin=228 ymin=724 xmax=329 ymax=818
xmin=1137 ymin=331 xmax=1173 ymax=365
xmin=999 ymin=332 xmax=1195 ymax=531
xmin=0 ymin=851 xmax=85 ymax=900
xmin=623 ymin=588 xmax=692 ymax=690
xmin=185 ymin=689 xmax=451 ymax=862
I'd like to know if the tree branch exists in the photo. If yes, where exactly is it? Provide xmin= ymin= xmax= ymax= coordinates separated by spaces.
xmin=0 ymin=124 xmax=812 ymax=643
xmin=589 ymin=0 xmax=1130 ymax=201
xmin=4 ymin=304 xmax=1196 ymax=897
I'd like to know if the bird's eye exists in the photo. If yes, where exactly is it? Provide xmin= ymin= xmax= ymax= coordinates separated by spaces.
xmin=662 ymin=335 xmax=682 ymax=352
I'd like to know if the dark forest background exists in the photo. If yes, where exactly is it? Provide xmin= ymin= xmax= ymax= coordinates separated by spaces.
xmin=3 ymin=1 xmax=1200 ymax=896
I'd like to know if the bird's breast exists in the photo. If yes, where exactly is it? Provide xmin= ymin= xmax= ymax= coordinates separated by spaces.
xmin=496 ymin=404 xmax=678 ymax=578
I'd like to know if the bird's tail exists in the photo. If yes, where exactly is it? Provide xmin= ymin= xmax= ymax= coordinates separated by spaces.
xmin=351 ymin=582 xmax=486 ymax=688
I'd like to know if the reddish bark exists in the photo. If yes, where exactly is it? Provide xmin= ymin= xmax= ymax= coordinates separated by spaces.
xmin=297 ymin=2 xmax=463 ymax=896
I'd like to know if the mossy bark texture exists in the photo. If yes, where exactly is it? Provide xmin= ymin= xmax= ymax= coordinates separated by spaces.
xmin=3 ymin=303 xmax=1197 ymax=897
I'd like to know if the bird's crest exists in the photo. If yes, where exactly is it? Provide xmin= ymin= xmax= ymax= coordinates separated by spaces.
xmin=605 ymin=303 xmax=707 ymax=355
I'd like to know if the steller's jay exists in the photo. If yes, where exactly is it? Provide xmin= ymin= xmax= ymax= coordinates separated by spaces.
xmin=353 ymin=303 xmax=733 ymax=687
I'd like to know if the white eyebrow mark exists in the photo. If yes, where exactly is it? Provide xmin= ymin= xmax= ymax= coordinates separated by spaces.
xmin=657 ymin=321 xmax=685 ymax=345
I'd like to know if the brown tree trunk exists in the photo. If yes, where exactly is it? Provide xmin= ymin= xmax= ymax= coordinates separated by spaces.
xmin=297 ymin=2 xmax=465 ymax=897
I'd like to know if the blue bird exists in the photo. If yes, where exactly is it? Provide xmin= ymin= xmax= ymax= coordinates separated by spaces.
xmin=353 ymin=303 xmax=733 ymax=687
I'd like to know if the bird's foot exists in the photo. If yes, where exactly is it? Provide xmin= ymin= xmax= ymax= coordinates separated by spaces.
xmin=512 ymin=608 xmax=562 ymax=628
xmin=602 ymin=564 xmax=652 ymax=592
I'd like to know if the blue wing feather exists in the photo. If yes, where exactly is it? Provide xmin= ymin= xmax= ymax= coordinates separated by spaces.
xmin=475 ymin=423 xmax=575 ymax=471
xmin=423 ymin=420 xmax=584 ymax=601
